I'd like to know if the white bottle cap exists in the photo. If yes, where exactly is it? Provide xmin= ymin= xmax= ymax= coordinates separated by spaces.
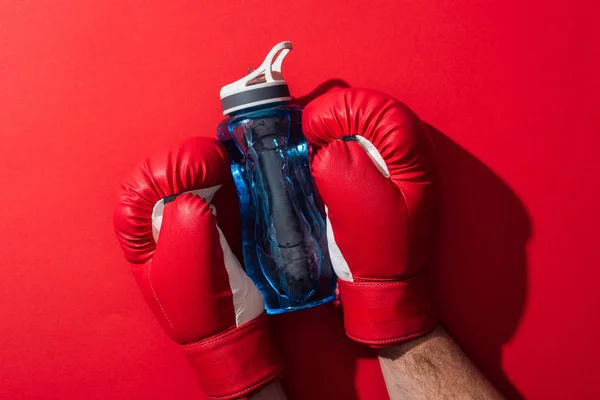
xmin=220 ymin=41 xmax=293 ymax=115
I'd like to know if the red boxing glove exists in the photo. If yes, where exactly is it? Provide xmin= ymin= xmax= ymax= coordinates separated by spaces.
xmin=303 ymin=88 xmax=437 ymax=347
xmin=113 ymin=137 xmax=282 ymax=399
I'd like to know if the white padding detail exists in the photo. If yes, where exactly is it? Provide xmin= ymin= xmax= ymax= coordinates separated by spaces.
xmin=325 ymin=205 xmax=353 ymax=282
xmin=151 ymin=185 xmax=222 ymax=243
xmin=216 ymin=226 xmax=265 ymax=327
xmin=355 ymin=135 xmax=390 ymax=178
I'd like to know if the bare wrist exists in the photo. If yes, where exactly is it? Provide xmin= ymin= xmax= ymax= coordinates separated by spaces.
xmin=376 ymin=325 xmax=504 ymax=400
xmin=377 ymin=324 xmax=445 ymax=360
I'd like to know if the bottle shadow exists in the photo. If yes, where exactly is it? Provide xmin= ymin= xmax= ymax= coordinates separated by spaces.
xmin=427 ymin=124 xmax=530 ymax=400
xmin=271 ymin=303 xmax=384 ymax=400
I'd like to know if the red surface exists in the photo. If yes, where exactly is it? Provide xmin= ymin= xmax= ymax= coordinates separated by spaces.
xmin=0 ymin=1 xmax=598 ymax=399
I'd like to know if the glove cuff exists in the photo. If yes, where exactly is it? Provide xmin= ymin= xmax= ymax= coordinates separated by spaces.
xmin=182 ymin=313 xmax=283 ymax=399
xmin=338 ymin=275 xmax=437 ymax=348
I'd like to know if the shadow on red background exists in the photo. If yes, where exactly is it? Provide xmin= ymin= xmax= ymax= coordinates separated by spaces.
xmin=269 ymin=81 xmax=530 ymax=400
xmin=272 ymin=304 xmax=383 ymax=400
xmin=429 ymin=125 xmax=530 ymax=400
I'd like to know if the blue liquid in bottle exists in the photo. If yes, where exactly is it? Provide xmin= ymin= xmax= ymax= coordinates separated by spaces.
xmin=217 ymin=42 xmax=336 ymax=313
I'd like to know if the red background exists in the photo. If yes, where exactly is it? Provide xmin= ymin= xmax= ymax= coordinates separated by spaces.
xmin=1 ymin=1 xmax=598 ymax=399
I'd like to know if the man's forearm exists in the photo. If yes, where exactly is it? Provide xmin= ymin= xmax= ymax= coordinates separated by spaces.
xmin=377 ymin=325 xmax=504 ymax=400
xmin=249 ymin=381 xmax=287 ymax=400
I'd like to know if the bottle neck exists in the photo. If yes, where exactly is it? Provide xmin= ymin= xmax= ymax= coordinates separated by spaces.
xmin=226 ymin=100 xmax=291 ymax=118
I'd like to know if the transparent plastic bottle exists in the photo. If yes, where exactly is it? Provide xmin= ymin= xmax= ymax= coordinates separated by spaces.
xmin=217 ymin=42 xmax=336 ymax=314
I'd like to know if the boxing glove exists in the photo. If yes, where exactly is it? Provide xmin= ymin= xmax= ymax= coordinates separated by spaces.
xmin=303 ymin=88 xmax=437 ymax=347
xmin=113 ymin=137 xmax=282 ymax=399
